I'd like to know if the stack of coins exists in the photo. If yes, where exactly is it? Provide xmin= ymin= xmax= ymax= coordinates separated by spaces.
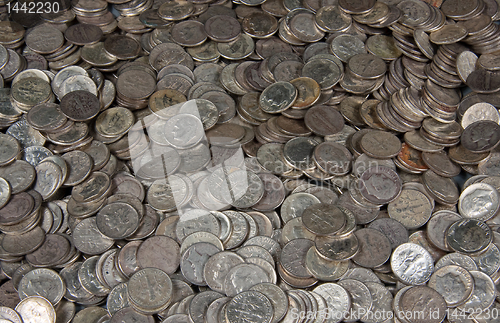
xmin=0 ymin=88 xmax=22 ymax=128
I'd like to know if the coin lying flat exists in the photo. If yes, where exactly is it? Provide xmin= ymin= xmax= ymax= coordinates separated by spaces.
xmin=127 ymin=268 xmax=173 ymax=314
xmin=457 ymin=271 xmax=496 ymax=312
xmin=446 ymin=219 xmax=492 ymax=255
xmin=59 ymin=90 xmax=100 ymax=122
xmin=259 ymin=82 xmax=297 ymax=114
xmin=461 ymin=120 xmax=500 ymax=153
xmin=225 ymin=291 xmax=273 ymax=323
xmin=459 ymin=183 xmax=500 ymax=221
xmin=358 ymin=166 xmax=402 ymax=205
xmin=301 ymin=204 xmax=345 ymax=236
xmin=391 ymin=243 xmax=434 ymax=285
xmin=352 ymin=228 xmax=392 ymax=268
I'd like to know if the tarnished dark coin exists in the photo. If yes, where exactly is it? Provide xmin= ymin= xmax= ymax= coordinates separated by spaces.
xmin=399 ymin=286 xmax=447 ymax=323
xmin=171 ymin=20 xmax=207 ymax=47
xmin=0 ymin=192 xmax=34 ymax=225
xmin=461 ymin=120 xmax=500 ymax=153
xmin=348 ymin=54 xmax=387 ymax=80
xmin=423 ymin=170 xmax=460 ymax=205
xmin=259 ymin=81 xmax=297 ymax=114
xmin=358 ymin=166 xmax=402 ymax=205
xmin=25 ymin=25 xmax=64 ymax=55
xmin=302 ymin=58 xmax=342 ymax=90
xmin=313 ymin=141 xmax=352 ymax=176
xmin=26 ymin=103 xmax=67 ymax=132
xmin=242 ymin=12 xmax=278 ymax=39
xmin=368 ymin=218 xmax=409 ymax=250
xmin=422 ymin=150 xmax=461 ymax=177
xmin=339 ymin=0 xmax=376 ymax=14
xmin=467 ymin=69 xmax=500 ymax=94
xmin=283 ymin=137 xmax=317 ymax=171
xmin=59 ymin=90 xmax=100 ymax=122
xmin=103 ymin=35 xmax=141 ymax=60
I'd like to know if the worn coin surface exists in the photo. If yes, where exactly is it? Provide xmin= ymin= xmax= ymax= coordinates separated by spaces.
xmin=60 ymin=90 xmax=100 ymax=122
xmin=358 ymin=166 xmax=402 ymax=205
xmin=352 ymin=228 xmax=392 ymax=268
xmin=315 ymin=233 xmax=359 ymax=261
xmin=388 ymin=189 xmax=433 ymax=229
xmin=225 ymin=291 xmax=273 ymax=323
xmin=15 ymin=296 xmax=55 ymax=323
xmin=223 ymin=263 xmax=271 ymax=297
xmin=427 ymin=265 xmax=474 ymax=307
xmin=399 ymin=286 xmax=447 ymax=323
xmin=259 ymin=81 xmax=297 ymax=114
xmin=446 ymin=219 xmax=493 ymax=255
xmin=127 ymin=268 xmax=173 ymax=314
xmin=1 ymin=1 xmax=500 ymax=322
xmin=391 ymin=243 xmax=434 ymax=285
xmin=458 ymin=270 xmax=496 ymax=312
xmin=301 ymin=203 xmax=345 ymax=236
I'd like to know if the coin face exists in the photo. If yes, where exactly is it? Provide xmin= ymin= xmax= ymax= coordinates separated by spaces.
xmin=225 ymin=291 xmax=273 ymax=323
xmin=459 ymin=183 xmax=500 ymax=221
xmin=428 ymin=265 xmax=474 ymax=308
xmin=313 ymin=283 xmax=350 ymax=323
xmin=302 ymin=203 xmax=346 ymax=236
xmin=259 ymin=81 xmax=297 ymax=114
xmin=352 ymin=228 xmax=392 ymax=268
xmin=0 ymin=191 xmax=33 ymax=225
xmin=59 ymin=90 xmax=100 ymax=122
xmin=457 ymin=270 xmax=496 ymax=312
xmin=471 ymin=243 xmax=500 ymax=276
xmin=15 ymin=296 xmax=56 ymax=323
xmin=315 ymin=233 xmax=359 ymax=261
xmin=423 ymin=170 xmax=460 ymax=205
xmin=3 ymin=0 xmax=500 ymax=320
xmin=391 ymin=243 xmax=434 ymax=285
xmin=435 ymin=252 xmax=478 ymax=272
xmin=128 ymin=268 xmax=173 ymax=314
xmin=462 ymin=120 xmax=500 ymax=153
xmin=358 ymin=166 xmax=402 ymax=204
xmin=446 ymin=219 xmax=493 ymax=255
xmin=205 ymin=15 xmax=241 ymax=42
xmin=399 ymin=286 xmax=447 ymax=323
xmin=18 ymin=268 xmax=65 ymax=305
xmin=72 ymin=217 xmax=114 ymax=255
xmin=223 ymin=264 xmax=271 ymax=297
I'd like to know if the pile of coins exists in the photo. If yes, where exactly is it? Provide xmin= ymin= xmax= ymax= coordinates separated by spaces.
xmin=1 ymin=0 xmax=500 ymax=322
